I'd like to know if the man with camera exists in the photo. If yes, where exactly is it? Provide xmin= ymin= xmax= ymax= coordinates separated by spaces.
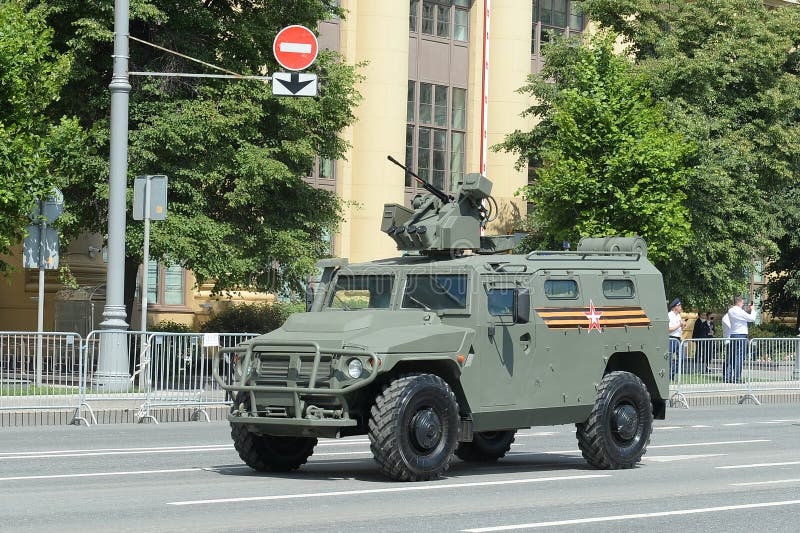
xmin=723 ymin=296 xmax=757 ymax=383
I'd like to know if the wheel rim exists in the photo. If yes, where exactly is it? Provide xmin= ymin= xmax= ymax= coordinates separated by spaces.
xmin=611 ymin=401 xmax=640 ymax=444
xmin=410 ymin=407 xmax=443 ymax=452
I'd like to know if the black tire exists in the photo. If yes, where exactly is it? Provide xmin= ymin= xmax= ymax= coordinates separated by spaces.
xmin=230 ymin=392 xmax=317 ymax=472
xmin=455 ymin=430 xmax=516 ymax=462
xmin=575 ymin=371 xmax=653 ymax=469
xmin=368 ymin=373 xmax=459 ymax=481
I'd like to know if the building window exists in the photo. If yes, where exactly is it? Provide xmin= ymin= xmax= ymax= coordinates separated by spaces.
xmin=406 ymin=81 xmax=466 ymax=194
xmin=532 ymin=0 xmax=585 ymax=54
xmin=303 ymin=157 xmax=336 ymax=190
xmin=142 ymin=260 xmax=186 ymax=307
xmin=411 ymin=0 xmax=470 ymax=41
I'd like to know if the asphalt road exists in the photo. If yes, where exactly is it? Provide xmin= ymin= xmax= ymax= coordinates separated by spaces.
xmin=1 ymin=404 xmax=799 ymax=533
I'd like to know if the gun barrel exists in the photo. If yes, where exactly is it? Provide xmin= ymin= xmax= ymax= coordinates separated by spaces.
xmin=387 ymin=155 xmax=450 ymax=204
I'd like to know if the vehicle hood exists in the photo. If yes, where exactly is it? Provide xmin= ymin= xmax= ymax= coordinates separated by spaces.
xmin=259 ymin=310 xmax=474 ymax=354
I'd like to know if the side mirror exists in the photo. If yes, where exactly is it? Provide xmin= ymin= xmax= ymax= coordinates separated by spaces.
xmin=513 ymin=288 xmax=530 ymax=324
xmin=305 ymin=284 xmax=315 ymax=312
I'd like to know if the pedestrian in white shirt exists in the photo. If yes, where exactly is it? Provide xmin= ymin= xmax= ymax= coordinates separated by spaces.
xmin=667 ymin=298 xmax=686 ymax=380
xmin=723 ymin=296 xmax=756 ymax=383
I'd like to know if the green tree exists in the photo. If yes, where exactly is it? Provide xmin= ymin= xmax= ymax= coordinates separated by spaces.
xmin=581 ymin=0 xmax=800 ymax=308
xmin=0 ymin=1 xmax=72 ymax=275
xmin=42 ymin=1 xmax=361 ymax=317
xmin=499 ymin=31 xmax=693 ymax=266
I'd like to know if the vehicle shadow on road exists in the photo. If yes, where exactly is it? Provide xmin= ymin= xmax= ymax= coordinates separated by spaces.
xmin=206 ymin=452 xmax=592 ymax=483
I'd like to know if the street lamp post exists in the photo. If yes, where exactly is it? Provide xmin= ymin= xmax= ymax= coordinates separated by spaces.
xmin=95 ymin=0 xmax=132 ymax=391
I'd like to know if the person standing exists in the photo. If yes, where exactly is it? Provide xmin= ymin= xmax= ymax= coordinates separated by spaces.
xmin=668 ymin=298 xmax=686 ymax=380
xmin=724 ymin=296 xmax=757 ymax=383
xmin=692 ymin=311 xmax=711 ymax=371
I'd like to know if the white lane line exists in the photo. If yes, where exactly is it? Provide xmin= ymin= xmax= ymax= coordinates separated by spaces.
xmin=654 ymin=426 xmax=683 ymax=430
xmin=649 ymin=439 xmax=769 ymax=449
xmin=166 ymin=474 xmax=611 ymax=506
xmin=723 ymin=423 xmax=748 ymax=426
xmin=691 ymin=425 xmax=711 ymax=428
xmin=516 ymin=432 xmax=560 ymax=437
xmin=461 ymin=499 xmax=800 ymax=532
xmin=717 ymin=461 xmax=800 ymax=470
xmin=0 ymin=446 xmax=232 ymax=460
xmin=643 ymin=454 xmax=726 ymax=463
xmin=0 ymin=444 xmax=231 ymax=457
xmin=731 ymin=479 xmax=800 ymax=487
xmin=0 ymin=468 xmax=201 ymax=482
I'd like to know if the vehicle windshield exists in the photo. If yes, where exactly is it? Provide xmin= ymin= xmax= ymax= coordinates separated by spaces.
xmin=402 ymin=274 xmax=468 ymax=310
xmin=327 ymin=275 xmax=394 ymax=310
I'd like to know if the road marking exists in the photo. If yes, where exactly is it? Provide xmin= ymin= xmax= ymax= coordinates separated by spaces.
xmin=691 ymin=425 xmax=711 ymax=428
xmin=654 ymin=426 xmax=683 ymax=430
xmin=649 ymin=439 xmax=769 ymax=449
xmin=166 ymin=474 xmax=611 ymax=506
xmin=723 ymin=423 xmax=748 ymax=426
xmin=0 ymin=444 xmax=231 ymax=457
xmin=717 ymin=461 xmax=800 ymax=470
xmin=643 ymin=454 xmax=726 ymax=463
xmin=461 ymin=499 xmax=800 ymax=531
xmin=0 ymin=468 xmax=201 ymax=482
xmin=731 ymin=479 xmax=800 ymax=487
xmin=0 ymin=445 xmax=232 ymax=460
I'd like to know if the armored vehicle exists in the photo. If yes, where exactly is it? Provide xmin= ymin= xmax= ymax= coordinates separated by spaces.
xmin=214 ymin=157 xmax=669 ymax=482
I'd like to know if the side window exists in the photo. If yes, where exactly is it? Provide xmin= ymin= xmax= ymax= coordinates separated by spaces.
xmin=602 ymin=279 xmax=635 ymax=299
xmin=403 ymin=274 xmax=468 ymax=310
xmin=488 ymin=288 xmax=515 ymax=316
xmin=544 ymin=279 xmax=578 ymax=299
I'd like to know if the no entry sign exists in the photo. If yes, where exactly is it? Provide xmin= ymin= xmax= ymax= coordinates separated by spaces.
xmin=273 ymin=25 xmax=318 ymax=71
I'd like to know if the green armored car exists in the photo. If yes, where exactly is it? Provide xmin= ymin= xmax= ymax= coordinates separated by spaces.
xmin=213 ymin=157 xmax=669 ymax=481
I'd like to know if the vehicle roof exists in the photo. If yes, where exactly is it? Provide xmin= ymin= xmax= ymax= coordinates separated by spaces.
xmin=340 ymin=251 xmax=660 ymax=275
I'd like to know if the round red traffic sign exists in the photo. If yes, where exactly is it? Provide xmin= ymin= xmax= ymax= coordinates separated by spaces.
xmin=273 ymin=25 xmax=318 ymax=71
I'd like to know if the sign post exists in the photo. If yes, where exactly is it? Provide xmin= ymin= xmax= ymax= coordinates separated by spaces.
xmin=25 ymin=188 xmax=63 ymax=386
xmin=133 ymin=174 xmax=167 ymax=390
xmin=272 ymin=25 xmax=319 ymax=97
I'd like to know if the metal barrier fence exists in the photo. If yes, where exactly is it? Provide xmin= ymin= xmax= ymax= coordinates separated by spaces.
xmin=0 ymin=331 xmax=92 ymax=425
xmin=1 ymin=330 xmax=257 ymax=425
xmin=670 ymin=337 xmax=800 ymax=408
xmin=137 ymin=332 xmax=257 ymax=422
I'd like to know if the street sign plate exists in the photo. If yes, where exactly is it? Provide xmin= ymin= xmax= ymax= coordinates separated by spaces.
xmin=273 ymin=25 xmax=318 ymax=71
xmin=272 ymin=72 xmax=318 ymax=97
xmin=28 ymin=187 xmax=64 ymax=224
xmin=23 ymin=225 xmax=60 ymax=269
xmin=133 ymin=175 xmax=168 ymax=221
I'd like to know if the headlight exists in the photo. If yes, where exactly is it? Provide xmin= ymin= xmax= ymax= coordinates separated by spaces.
xmin=347 ymin=358 xmax=363 ymax=379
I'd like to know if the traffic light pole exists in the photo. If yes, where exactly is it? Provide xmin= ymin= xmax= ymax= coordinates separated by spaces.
xmin=96 ymin=0 xmax=132 ymax=391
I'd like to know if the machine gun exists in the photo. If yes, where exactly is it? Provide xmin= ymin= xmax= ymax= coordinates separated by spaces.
xmin=382 ymin=156 xmax=518 ymax=255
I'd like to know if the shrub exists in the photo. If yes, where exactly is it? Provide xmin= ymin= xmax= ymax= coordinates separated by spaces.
xmin=150 ymin=320 xmax=194 ymax=333
xmin=749 ymin=321 xmax=797 ymax=339
xmin=200 ymin=302 xmax=305 ymax=334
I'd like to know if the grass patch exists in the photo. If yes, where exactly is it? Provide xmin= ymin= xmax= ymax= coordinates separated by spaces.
xmin=0 ymin=385 xmax=79 ymax=396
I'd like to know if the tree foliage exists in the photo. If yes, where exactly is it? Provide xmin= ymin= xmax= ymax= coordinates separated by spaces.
xmin=499 ymin=31 xmax=694 ymax=266
xmin=42 ymin=1 xmax=361 ymax=304
xmin=580 ymin=0 xmax=800 ymax=309
xmin=0 ymin=1 xmax=72 ymax=275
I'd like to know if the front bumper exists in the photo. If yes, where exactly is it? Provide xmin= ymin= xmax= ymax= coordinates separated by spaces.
xmin=213 ymin=339 xmax=379 ymax=434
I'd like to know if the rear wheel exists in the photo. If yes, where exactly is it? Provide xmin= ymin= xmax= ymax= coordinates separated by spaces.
xmin=576 ymin=371 xmax=652 ymax=469
xmin=230 ymin=392 xmax=317 ymax=472
xmin=368 ymin=373 xmax=459 ymax=481
xmin=455 ymin=430 xmax=516 ymax=462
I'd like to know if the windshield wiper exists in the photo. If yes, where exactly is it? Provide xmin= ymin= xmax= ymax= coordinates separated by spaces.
xmin=405 ymin=294 xmax=432 ymax=311
xmin=332 ymin=293 xmax=352 ymax=311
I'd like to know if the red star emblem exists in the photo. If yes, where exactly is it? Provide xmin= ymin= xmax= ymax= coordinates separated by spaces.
xmin=584 ymin=299 xmax=603 ymax=332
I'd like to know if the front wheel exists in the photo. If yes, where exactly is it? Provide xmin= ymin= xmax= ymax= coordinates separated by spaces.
xmin=576 ymin=371 xmax=653 ymax=469
xmin=368 ymin=373 xmax=459 ymax=481
xmin=455 ymin=430 xmax=516 ymax=462
xmin=230 ymin=392 xmax=317 ymax=472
